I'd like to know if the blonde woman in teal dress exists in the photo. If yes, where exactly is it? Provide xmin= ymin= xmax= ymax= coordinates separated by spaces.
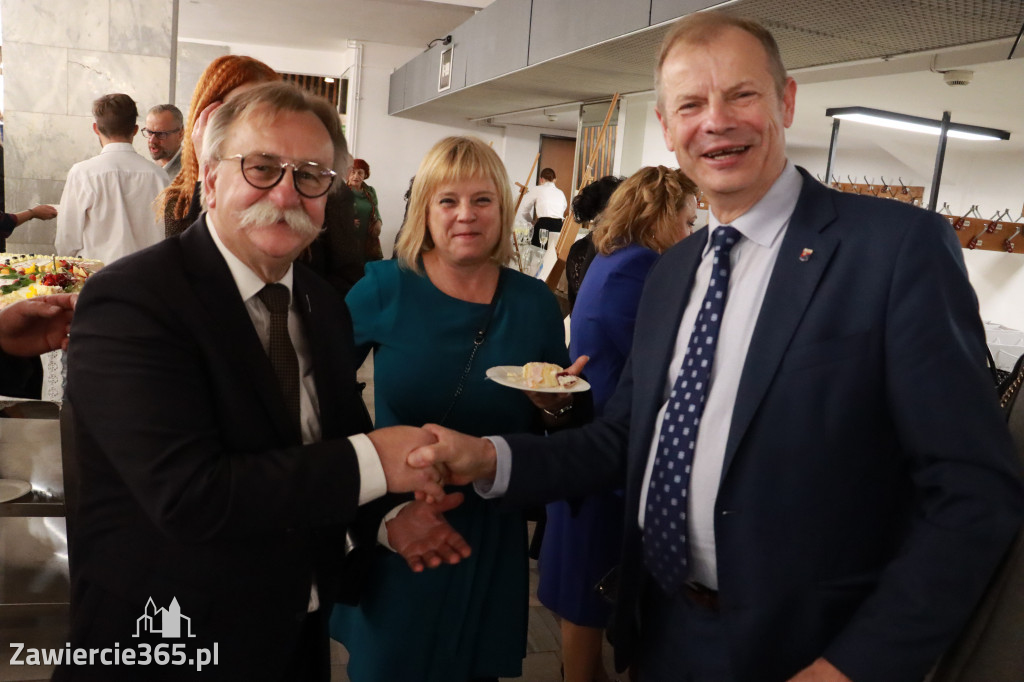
xmin=330 ymin=137 xmax=581 ymax=682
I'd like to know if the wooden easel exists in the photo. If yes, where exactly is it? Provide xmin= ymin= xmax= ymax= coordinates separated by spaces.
xmin=514 ymin=153 xmax=541 ymax=215
xmin=510 ymin=153 xmax=541 ymax=272
xmin=544 ymin=93 xmax=620 ymax=290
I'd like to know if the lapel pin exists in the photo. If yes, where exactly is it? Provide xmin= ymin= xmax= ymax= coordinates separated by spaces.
xmin=799 ymin=248 xmax=814 ymax=262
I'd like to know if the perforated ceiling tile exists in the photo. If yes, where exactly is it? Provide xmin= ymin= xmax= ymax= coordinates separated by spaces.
xmin=396 ymin=0 xmax=1024 ymax=121
xmin=725 ymin=0 xmax=1024 ymax=69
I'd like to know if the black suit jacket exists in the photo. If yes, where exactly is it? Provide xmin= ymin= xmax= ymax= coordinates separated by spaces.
xmin=58 ymin=217 xmax=372 ymax=679
xmin=502 ymin=168 xmax=1024 ymax=682
xmin=0 ymin=350 xmax=42 ymax=398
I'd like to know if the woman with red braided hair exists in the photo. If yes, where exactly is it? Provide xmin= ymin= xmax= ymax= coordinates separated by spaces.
xmin=159 ymin=55 xmax=279 ymax=237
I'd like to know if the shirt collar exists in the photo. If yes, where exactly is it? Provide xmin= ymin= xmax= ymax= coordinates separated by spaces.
xmin=705 ymin=161 xmax=802 ymax=253
xmin=206 ymin=214 xmax=294 ymax=304
xmin=101 ymin=142 xmax=137 ymax=154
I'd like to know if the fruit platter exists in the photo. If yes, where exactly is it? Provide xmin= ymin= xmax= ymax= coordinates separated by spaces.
xmin=0 ymin=253 xmax=102 ymax=309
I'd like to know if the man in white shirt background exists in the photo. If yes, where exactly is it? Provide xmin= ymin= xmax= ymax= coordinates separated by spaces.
xmin=55 ymin=93 xmax=168 ymax=265
xmin=518 ymin=166 xmax=567 ymax=247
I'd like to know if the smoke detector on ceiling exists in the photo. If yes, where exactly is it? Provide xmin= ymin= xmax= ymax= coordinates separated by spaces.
xmin=942 ymin=69 xmax=974 ymax=87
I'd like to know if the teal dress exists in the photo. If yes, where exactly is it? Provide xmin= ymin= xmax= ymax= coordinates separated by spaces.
xmin=331 ymin=259 xmax=569 ymax=682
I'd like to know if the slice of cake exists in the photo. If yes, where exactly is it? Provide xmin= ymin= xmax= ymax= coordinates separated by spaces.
xmin=523 ymin=362 xmax=561 ymax=389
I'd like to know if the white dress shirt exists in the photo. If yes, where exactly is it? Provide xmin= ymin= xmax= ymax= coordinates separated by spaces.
xmin=637 ymin=162 xmax=802 ymax=588
xmin=519 ymin=181 xmax=567 ymax=222
xmin=55 ymin=142 xmax=169 ymax=264
xmin=207 ymin=217 xmax=387 ymax=611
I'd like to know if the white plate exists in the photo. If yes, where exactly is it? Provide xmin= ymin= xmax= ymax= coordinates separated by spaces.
xmin=0 ymin=479 xmax=32 ymax=503
xmin=486 ymin=365 xmax=590 ymax=394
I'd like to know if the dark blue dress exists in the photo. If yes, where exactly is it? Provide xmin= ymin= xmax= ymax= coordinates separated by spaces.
xmin=538 ymin=243 xmax=659 ymax=627
xmin=330 ymin=260 xmax=569 ymax=682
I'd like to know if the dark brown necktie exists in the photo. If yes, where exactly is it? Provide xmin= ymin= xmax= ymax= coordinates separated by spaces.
xmin=257 ymin=283 xmax=300 ymax=431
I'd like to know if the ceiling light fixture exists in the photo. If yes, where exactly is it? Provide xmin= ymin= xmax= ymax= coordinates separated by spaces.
xmin=824 ymin=106 xmax=1010 ymax=212
xmin=825 ymin=106 xmax=1010 ymax=141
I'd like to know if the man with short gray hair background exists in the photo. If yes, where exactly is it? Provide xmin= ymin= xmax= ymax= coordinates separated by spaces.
xmin=144 ymin=103 xmax=184 ymax=179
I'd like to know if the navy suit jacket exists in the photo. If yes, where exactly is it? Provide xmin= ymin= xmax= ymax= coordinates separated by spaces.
xmin=59 ymin=217 xmax=372 ymax=680
xmin=503 ymin=168 xmax=1024 ymax=682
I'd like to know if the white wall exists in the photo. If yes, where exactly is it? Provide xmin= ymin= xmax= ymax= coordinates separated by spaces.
xmin=629 ymin=101 xmax=1024 ymax=330
xmin=222 ymin=41 xmax=355 ymax=79
xmin=351 ymin=41 xmax=502 ymax=256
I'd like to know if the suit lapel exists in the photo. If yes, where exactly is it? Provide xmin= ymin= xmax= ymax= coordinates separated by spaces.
xmin=295 ymin=270 xmax=342 ymax=439
xmin=721 ymin=171 xmax=839 ymax=479
xmin=179 ymin=218 xmax=300 ymax=443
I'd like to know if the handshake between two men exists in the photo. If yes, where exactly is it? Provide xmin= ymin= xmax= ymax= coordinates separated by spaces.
xmin=368 ymin=356 xmax=589 ymax=572
xmin=367 ymin=423 xmax=507 ymax=573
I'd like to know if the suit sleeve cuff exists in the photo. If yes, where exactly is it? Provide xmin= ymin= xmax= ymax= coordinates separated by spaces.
xmin=377 ymin=502 xmax=412 ymax=550
xmin=474 ymin=436 xmax=510 ymax=499
xmin=349 ymin=433 xmax=387 ymax=505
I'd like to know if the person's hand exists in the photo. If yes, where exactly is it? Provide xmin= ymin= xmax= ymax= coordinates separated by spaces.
xmin=368 ymin=425 xmax=446 ymax=500
xmin=369 ymin=220 xmax=382 ymax=238
xmin=408 ymin=424 xmax=498 ymax=490
xmin=191 ymin=100 xmax=223 ymax=161
xmin=0 ymin=294 xmax=77 ymax=357
xmin=387 ymin=493 xmax=471 ymax=572
xmin=30 ymin=205 xmax=57 ymax=221
xmin=786 ymin=658 xmax=852 ymax=682
xmin=524 ymin=355 xmax=588 ymax=415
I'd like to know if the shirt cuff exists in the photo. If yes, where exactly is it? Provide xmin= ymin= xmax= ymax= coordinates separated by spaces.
xmin=377 ymin=501 xmax=413 ymax=550
xmin=474 ymin=436 xmax=510 ymax=499
xmin=349 ymin=433 xmax=387 ymax=505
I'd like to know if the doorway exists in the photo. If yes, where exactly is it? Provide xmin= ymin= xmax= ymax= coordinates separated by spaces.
xmin=538 ymin=135 xmax=575 ymax=210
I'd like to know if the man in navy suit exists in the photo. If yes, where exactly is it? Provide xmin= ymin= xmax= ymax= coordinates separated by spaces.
xmin=412 ymin=12 xmax=1024 ymax=682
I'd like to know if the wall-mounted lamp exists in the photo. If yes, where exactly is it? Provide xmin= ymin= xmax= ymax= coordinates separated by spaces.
xmin=825 ymin=106 xmax=1010 ymax=142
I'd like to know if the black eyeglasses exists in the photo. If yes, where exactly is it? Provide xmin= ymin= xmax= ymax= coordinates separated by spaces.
xmin=141 ymin=127 xmax=182 ymax=140
xmin=222 ymin=153 xmax=337 ymax=199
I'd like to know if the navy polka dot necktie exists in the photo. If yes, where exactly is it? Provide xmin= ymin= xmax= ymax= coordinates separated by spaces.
xmin=643 ymin=225 xmax=741 ymax=594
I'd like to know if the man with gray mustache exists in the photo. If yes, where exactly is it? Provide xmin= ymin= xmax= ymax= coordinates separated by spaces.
xmin=57 ymin=82 xmax=455 ymax=681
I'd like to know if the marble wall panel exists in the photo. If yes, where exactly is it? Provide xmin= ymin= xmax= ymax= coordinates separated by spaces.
xmin=3 ymin=178 xmax=66 ymax=213
xmin=4 ymin=111 xmax=97 ymax=183
xmin=3 ymin=176 xmax=61 ymax=252
xmin=109 ymin=0 xmax=173 ymax=58
xmin=67 ymin=50 xmax=170 ymax=118
xmin=7 ymin=226 xmax=59 ymax=255
xmin=2 ymin=43 xmax=69 ymax=115
xmin=5 ymin=239 xmax=57 ymax=256
xmin=175 ymin=42 xmax=230 ymax=112
xmin=1 ymin=0 xmax=109 ymax=51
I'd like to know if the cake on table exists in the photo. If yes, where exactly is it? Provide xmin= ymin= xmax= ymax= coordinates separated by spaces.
xmin=0 ymin=253 xmax=101 ymax=308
